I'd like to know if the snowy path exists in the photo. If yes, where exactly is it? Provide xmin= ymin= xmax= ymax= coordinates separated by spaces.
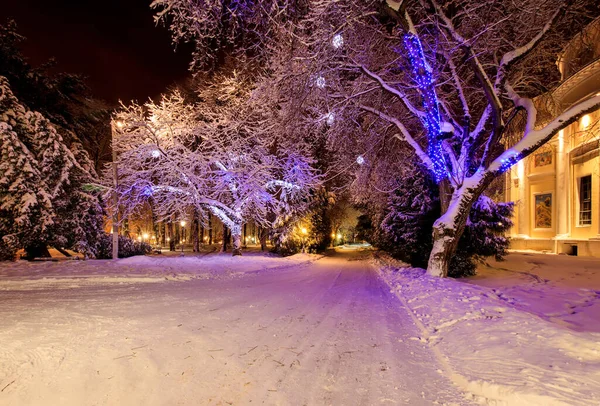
xmin=0 ymin=251 xmax=470 ymax=405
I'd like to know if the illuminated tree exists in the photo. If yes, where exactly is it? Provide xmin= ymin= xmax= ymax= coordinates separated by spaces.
xmin=112 ymin=84 xmax=319 ymax=256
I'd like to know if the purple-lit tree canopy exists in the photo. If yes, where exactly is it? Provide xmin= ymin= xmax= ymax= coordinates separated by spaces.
xmin=111 ymin=78 xmax=320 ymax=256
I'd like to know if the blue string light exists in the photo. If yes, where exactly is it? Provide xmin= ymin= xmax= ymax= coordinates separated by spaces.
xmin=497 ymin=151 xmax=521 ymax=174
xmin=403 ymin=33 xmax=446 ymax=182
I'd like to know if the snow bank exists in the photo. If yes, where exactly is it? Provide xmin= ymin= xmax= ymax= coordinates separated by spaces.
xmin=373 ymin=254 xmax=600 ymax=406
xmin=0 ymin=251 xmax=323 ymax=291
xmin=467 ymin=253 xmax=600 ymax=332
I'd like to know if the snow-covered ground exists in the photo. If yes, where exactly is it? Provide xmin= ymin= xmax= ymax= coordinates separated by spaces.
xmin=3 ymin=249 xmax=599 ymax=405
xmin=375 ymin=253 xmax=600 ymax=406
xmin=466 ymin=253 xmax=600 ymax=332
xmin=0 ymin=250 xmax=470 ymax=405
xmin=0 ymin=250 xmax=321 ymax=291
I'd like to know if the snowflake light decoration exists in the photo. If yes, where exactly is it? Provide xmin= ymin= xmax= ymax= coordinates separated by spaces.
xmin=356 ymin=155 xmax=365 ymax=165
xmin=315 ymin=76 xmax=326 ymax=89
xmin=332 ymin=34 xmax=344 ymax=49
xmin=151 ymin=150 xmax=161 ymax=158
xmin=326 ymin=112 xmax=335 ymax=126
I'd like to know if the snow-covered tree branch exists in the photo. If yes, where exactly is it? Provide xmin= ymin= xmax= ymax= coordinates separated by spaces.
xmin=110 ymin=81 xmax=320 ymax=256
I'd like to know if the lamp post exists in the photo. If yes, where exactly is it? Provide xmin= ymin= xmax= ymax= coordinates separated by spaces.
xmin=180 ymin=220 xmax=186 ymax=253
xmin=111 ymin=120 xmax=123 ymax=260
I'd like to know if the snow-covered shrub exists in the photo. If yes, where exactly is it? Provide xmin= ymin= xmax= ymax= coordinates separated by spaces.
xmin=271 ymin=188 xmax=333 ymax=256
xmin=363 ymin=166 xmax=513 ymax=277
xmin=95 ymin=234 xmax=152 ymax=259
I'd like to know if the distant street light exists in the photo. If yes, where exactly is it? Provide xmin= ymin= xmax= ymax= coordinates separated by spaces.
xmin=301 ymin=227 xmax=308 ymax=253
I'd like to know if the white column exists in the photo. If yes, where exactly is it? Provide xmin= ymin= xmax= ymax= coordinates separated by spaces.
xmin=517 ymin=159 xmax=529 ymax=237
xmin=556 ymin=130 xmax=569 ymax=237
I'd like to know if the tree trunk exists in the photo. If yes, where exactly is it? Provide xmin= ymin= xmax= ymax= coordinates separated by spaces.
xmin=258 ymin=226 xmax=268 ymax=251
xmin=427 ymin=185 xmax=481 ymax=277
xmin=169 ymin=222 xmax=176 ymax=251
xmin=242 ymin=223 xmax=247 ymax=248
xmin=200 ymin=225 xmax=204 ymax=247
xmin=231 ymin=222 xmax=243 ymax=256
xmin=208 ymin=215 xmax=213 ymax=245
xmin=192 ymin=211 xmax=200 ymax=253
xmin=221 ymin=225 xmax=229 ymax=253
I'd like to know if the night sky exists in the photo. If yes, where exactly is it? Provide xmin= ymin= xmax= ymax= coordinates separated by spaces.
xmin=1 ymin=0 xmax=193 ymax=104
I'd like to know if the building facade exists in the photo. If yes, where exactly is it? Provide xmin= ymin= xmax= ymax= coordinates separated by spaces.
xmin=506 ymin=17 xmax=600 ymax=256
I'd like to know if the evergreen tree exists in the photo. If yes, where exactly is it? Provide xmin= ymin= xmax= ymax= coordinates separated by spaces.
xmin=0 ymin=122 xmax=53 ymax=260
xmin=0 ymin=76 xmax=105 ymax=259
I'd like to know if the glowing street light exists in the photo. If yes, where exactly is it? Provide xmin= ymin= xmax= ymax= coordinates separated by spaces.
xmin=142 ymin=233 xmax=149 ymax=241
xmin=300 ymin=227 xmax=308 ymax=253
xmin=180 ymin=221 xmax=186 ymax=253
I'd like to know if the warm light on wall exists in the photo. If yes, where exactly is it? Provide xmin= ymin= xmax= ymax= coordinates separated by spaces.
xmin=581 ymin=115 xmax=590 ymax=129
xmin=517 ymin=160 xmax=524 ymax=182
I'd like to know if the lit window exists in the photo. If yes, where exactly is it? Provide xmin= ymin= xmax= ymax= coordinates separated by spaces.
xmin=579 ymin=175 xmax=592 ymax=226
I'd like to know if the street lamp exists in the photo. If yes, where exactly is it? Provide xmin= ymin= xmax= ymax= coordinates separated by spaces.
xmin=301 ymin=227 xmax=308 ymax=253
xmin=111 ymin=119 xmax=124 ymax=260
xmin=180 ymin=220 xmax=186 ymax=253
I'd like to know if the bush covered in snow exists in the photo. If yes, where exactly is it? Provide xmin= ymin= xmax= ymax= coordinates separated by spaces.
xmin=359 ymin=165 xmax=513 ymax=277
xmin=95 ymin=234 xmax=152 ymax=259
